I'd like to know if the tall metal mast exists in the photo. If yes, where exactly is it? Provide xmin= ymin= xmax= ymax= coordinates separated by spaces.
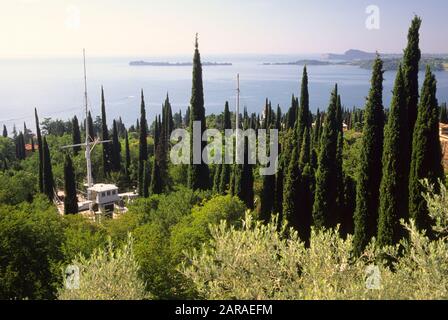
xmin=83 ymin=49 xmax=93 ymax=190
xmin=235 ymin=73 xmax=240 ymax=143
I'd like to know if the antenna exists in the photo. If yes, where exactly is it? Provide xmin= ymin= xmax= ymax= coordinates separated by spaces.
xmin=236 ymin=73 xmax=240 ymax=131
xmin=83 ymin=49 xmax=93 ymax=190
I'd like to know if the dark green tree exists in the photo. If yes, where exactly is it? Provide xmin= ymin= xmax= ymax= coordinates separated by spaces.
xmin=296 ymin=66 xmax=310 ymax=148
xmin=42 ymin=137 xmax=54 ymax=202
xmin=111 ymin=120 xmax=121 ymax=172
xmin=142 ymin=160 xmax=150 ymax=198
xmin=282 ymin=145 xmax=301 ymax=230
xmin=87 ymin=111 xmax=95 ymax=142
xmin=377 ymin=66 xmax=409 ymax=247
xmin=125 ymin=130 xmax=131 ymax=176
xmin=188 ymin=34 xmax=210 ymax=190
xmin=403 ymin=16 xmax=422 ymax=153
xmin=35 ymin=108 xmax=44 ymax=193
xmin=409 ymin=66 xmax=444 ymax=233
xmin=312 ymin=85 xmax=340 ymax=229
xmin=138 ymin=90 xmax=148 ymax=196
xmin=353 ymin=56 xmax=384 ymax=255
xmin=64 ymin=154 xmax=78 ymax=214
xmin=440 ymin=103 xmax=448 ymax=124
xmin=2 ymin=125 xmax=7 ymax=138
xmin=100 ymin=87 xmax=112 ymax=176
xmin=72 ymin=116 xmax=81 ymax=155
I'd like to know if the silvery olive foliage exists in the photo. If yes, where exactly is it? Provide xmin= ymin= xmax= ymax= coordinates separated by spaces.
xmin=181 ymin=181 xmax=448 ymax=300
xmin=58 ymin=234 xmax=150 ymax=300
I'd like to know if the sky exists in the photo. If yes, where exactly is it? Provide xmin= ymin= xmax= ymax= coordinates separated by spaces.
xmin=0 ymin=0 xmax=447 ymax=57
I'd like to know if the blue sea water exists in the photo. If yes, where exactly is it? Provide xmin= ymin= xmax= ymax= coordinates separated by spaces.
xmin=0 ymin=54 xmax=447 ymax=131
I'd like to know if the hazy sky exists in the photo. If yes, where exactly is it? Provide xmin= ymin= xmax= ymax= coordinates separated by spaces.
xmin=1 ymin=0 xmax=447 ymax=57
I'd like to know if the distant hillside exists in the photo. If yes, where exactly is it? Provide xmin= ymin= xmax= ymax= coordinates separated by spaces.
xmin=323 ymin=49 xmax=379 ymax=61
xmin=348 ymin=57 xmax=448 ymax=71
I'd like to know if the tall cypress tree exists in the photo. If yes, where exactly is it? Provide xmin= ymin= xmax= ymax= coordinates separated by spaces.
xmin=125 ymin=130 xmax=131 ymax=176
xmin=42 ymin=137 xmax=54 ymax=202
xmin=212 ymin=164 xmax=222 ymax=194
xmin=403 ymin=16 xmax=422 ymax=153
xmin=2 ymin=125 xmax=7 ymax=138
xmin=298 ymin=128 xmax=313 ymax=245
xmin=296 ymin=66 xmax=310 ymax=148
xmin=312 ymin=85 xmax=340 ymax=229
xmin=259 ymin=170 xmax=275 ymax=222
xmin=409 ymin=66 xmax=444 ymax=233
xmin=35 ymin=108 xmax=44 ymax=193
xmin=283 ymin=145 xmax=301 ymax=230
xmin=378 ymin=66 xmax=409 ymax=247
xmin=149 ymin=157 xmax=163 ymax=195
xmin=64 ymin=154 xmax=78 ymax=214
xmin=218 ymin=101 xmax=232 ymax=193
xmin=142 ymin=160 xmax=150 ymax=198
xmin=138 ymin=90 xmax=148 ymax=196
xmin=72 ymin=116 xmax=81 ymax=155
xmin=353 ymin=56 xmax=384 ymax=255
xmin=237 ymin=137 xmax=254 ymax=209
xmin=87 ymin=111 xmax=95 ymax=142
xmin=111 ymin=120 xmax=121 ymax=172
xmin=440 ymin=103 xmax=448 ymax=124
xmin=101 ymin=87 xmax=112 ymax=176
xmin=188 ymin=34 xmax=210 ymax=190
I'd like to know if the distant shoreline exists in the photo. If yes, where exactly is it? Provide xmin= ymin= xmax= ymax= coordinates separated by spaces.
xmin=129 ymin=61 xmax=232 ymax=66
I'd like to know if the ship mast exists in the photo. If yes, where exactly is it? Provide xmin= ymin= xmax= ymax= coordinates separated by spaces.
xmin=83 ymin=49 xmax=93 ymax=190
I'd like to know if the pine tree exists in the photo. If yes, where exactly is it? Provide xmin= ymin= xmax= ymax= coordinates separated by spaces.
xmin=378 ymin=66 xmax=409 ymax=247
xmin=403 ymin=16 xmax=422 ymax=153
xmin=138 ymin=90 xmax=148 ymax=196
xmin=42 ymin=137 xmax=54 ymax=201
xmin=409 ymin=66 xmax=444 ymax=233
xmin=35 ymin=109 xmax=44 ymax=193
xmin=312 ymin=85 xmax=340 ymax=229
xmin=64 ymin=154 xmax=78 ymax=214
xmin=72 ymin=116 xmax=81 ymax=155
xmin=188 ymin=34 xmax=210 ymax=190
xmin=353 ymin=56 xmax=384 ymax=255
xmin=101 ymin=87 xmax=112 ymax=176
xmin=2 ymin=125 xmax=7 ymax=138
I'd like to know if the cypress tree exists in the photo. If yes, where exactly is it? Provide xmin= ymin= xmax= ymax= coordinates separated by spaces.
xmin=287 ymin=94 xmax=297 ymax=129
xmin=42 ymin=137 xmax=54 ymax=201
xmin=296 ymin=66 xmax=310 ymax=148
xmin=378 ymin=66 xmax=409 ymax=246
xmin=212 ymin=164 xmax=222 ymax=194
xmin=72 ymin=116 xmax=81 ymax=155
xmin=188 ymin=34 xmax=210 ymax=190
xmin=259 ymin=171 xmax=275 ymax=222
xmin=35 ymin=108 xmax=44 ymax=193
xmin=31 ymin=136 xmax=35 ymax=153
xmin=142 ymin=160 xmax=150 ymax=198
xmin=111 ymin=120 xmax=121 ymax=172
xmin=149 ymin=157 xmax=163 ymax=195
xmin=312 ymin=85 xmax=340 ymax=229
xmin=282 ymin=145 xmax=301 ymax=230
xmin=2 ymin=125 xmax=7 ymax=138
xmin=353 ymin=56 xmax=384 ymax=255
xmin=87 ymin=111 xmax=95 ymax=142
xmin=125 ymin=130 xmax=131 ymax=175
xmin=223 ymin=101 xmax=231 ymax=130
xmin=403 ymin=16 xmax=422 ymax=153
xmin=101 ymin=87 xmax=112 ymax=176
xmin=185 ymin=106 xmax=190 ymax=128
xmin=138 ymin=90 xmax=148 ymax=196
xmin=238 ymin=137 xmax=254 ymax=209
xmin=440 ymin=103 xmax=448 ymax=124
xmin=409 ymin=66 xmax=444 ymax=233
xmin=64 ymin=154 xmax=78 ymax=214
xmin=219 ymin=101 xmax=232 ymax=193
xmin=298 ymin=128 xmax=313 ymax=244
